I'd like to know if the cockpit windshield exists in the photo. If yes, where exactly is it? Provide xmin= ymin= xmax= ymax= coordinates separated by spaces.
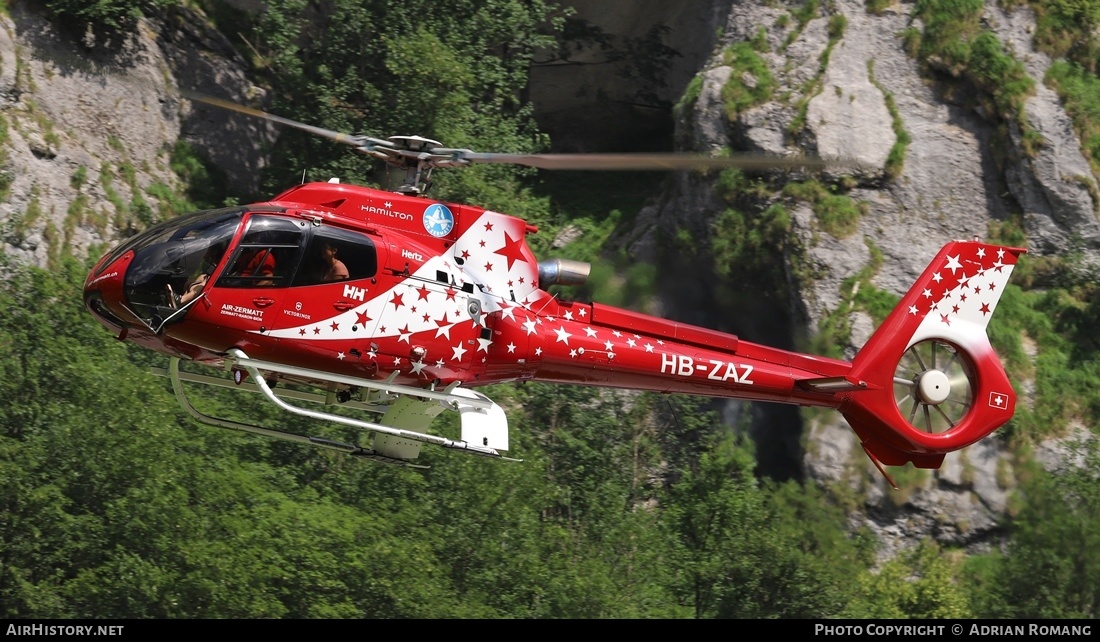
xmin=122 ymin=207 xmax=246 ymax=328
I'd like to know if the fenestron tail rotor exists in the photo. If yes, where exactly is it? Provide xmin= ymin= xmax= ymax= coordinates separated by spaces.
xmin=182 ymin=90 xmax=833 ymax=194
xmin=892 ymin=339 xmax=976 ymax=434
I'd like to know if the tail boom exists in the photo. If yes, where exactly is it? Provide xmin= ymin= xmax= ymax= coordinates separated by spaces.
xmin=836 ymin=240 xmax=1025 ymax=468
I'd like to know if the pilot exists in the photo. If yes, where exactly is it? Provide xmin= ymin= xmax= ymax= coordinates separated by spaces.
xmin=172 ymin=243 xmax=225 ymax=307
xmin=320 ymin=241 xmax=349 ymax=282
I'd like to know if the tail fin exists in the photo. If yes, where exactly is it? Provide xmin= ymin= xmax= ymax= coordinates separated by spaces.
xmin=837 ymin=240 xmax=1026 ymax=470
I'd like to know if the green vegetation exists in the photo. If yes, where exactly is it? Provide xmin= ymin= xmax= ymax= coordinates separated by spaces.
xmin=720 ymin=42 xmax=776 ymax=120
xmin=0 ymin=113 xmax=12 ymax=202
xmin=1046 ymin=60 xmax=1100 ymax=177
xmin=782 ymin=179 xmax=868 ymax=238
xmin=788 ymin=11 xmax=847 ymax=136
xmin=867 ymin=59 xmax=911 ymax=179
xmin=43 ymin=0 xmax=174 ymax=30
xmin=910 ymin=0 xmax=1040 ymax=153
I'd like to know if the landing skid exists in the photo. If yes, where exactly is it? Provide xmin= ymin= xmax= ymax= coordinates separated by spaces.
xmin=157 ymin=349 xmax=518 ymax=467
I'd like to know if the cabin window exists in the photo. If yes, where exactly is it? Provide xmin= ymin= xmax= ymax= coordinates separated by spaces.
xmin=292 ymin=227 xmax=378 ymax=286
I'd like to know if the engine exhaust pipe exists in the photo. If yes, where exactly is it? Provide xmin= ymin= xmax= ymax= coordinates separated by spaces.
xmin=537 ymin=258 xmax=591 ymax=286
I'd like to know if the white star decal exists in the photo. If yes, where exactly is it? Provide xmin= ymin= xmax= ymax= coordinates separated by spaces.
xmin=564 ymin=310 xmax=574 ymax=321
xmin=555 ymin=326 xmax=572 ymax=345
xmin=337 ymin=352 xmax=346 ymax=360
xmin=507 ymin=342 xmax=516 ymax=353
xmin=976 ymin=247 xmax=986 ymax=259
xmin=451 ymin=343 xmax=467 ymax=361
xmin=523 ymin=319 xmax=538 ymax=335
xmin=944 ymin=254 xmax=962 ymax=274
xmin=578 ymin=308 xmax=587 ymax=317
xmin=932 ymin=272 xmax=943 ymax=283
xmin=569 ymin=349 xmax=577 ymax=358
xmin=909 ymin=305 xmax=918 ymax=315
xmin=393 ymin=357 xmax=402 ymax=366
xmin=626 ymin=338 xmax=637 ymax=348
xmin=584 ymin=327 xmax=598 ymax=338
xmin=535 ymin=347 xmax=542 ymax=356
xmin=645 ymin=343 xmax=654 ymax=352
xmin=500 ymin=305 xmax=516 ymax=321
xmin=410 ymin=360 xmax=427 ymax=375
xmin=368 ymin=347 xmax=378 ymax=359
xmin=604 ymin=340 xmax=614 ymax=351
xmin=435 ymin=359 xmax=445 ymax=368
xmin=612 ymin=330 xmax=622 ymax=338
xmin=477 ymin=337 xmax=493 ymax=353
xmin=923 ymin=288 xmax=933 ymax=299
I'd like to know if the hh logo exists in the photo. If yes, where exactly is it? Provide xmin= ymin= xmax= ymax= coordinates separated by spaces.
xmin=989 ymin=391 xmax=1009 ymax=409
xmin=343 ymin=284 xmax=366 ymax=302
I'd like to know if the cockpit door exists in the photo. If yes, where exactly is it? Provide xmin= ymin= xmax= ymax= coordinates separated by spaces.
xmin=195 ymin=215 xmax=306 ymax=345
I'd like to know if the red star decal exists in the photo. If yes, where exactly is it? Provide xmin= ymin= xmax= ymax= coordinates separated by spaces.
xmin=356 ymin=311 xmax=372 ymax=326
xmin=988 ymin=282 xmax=997 ymax=291
xmin=461 ymin=249 xmax=470 ymax=260
xmin=299 ymin=329 xmax=306 ymax=336
xmin=479 ymin=240 xmax=486 ymax=247
xmin=313 ymin=327 xmax=321 ymax=335
xmin=494 ymin=231 xmax=528 ymax=270
xmin=422 ymin=313 xmax=431 ymax=322
xmin=484 ymin=261 xmax=493 ymax=272
xmin=330 ymin=321 xmax=340 ymax=331
xmin=484 ymin=221 xmax=494 ymax=231
xmin=435 ymin=312 xmax=451 ymax=328
xmin=389 ymin=292 xmax=405 ymax=310
xmin=980 ymin=302 xmax=991 ymax=316
xmin=445 ymin=287 xmax=457 ymax=301
xmin=416 ymin=285 xmax=431 ymax=301
xmin=940 ymin=314 xmax=951 ymax=325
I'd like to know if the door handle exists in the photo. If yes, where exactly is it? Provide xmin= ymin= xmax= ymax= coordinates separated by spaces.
xmin=252 ymin=297 xmax=276 ymax=308
xmin=333 ymin=300 xmax=356 ymax=311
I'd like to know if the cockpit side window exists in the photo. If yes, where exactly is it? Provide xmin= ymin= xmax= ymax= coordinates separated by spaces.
xmin=216 ymin=216 xmax=304 ymax=289
xmin=292 ymin=227 xmax=378 ymax=287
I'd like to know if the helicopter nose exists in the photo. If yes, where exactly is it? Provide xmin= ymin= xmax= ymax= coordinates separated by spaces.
xmin=83 ymin=250 xmax=133 ymax=335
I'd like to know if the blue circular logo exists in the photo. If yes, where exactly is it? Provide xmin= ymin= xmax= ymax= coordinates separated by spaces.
xmin=423 ymin=204 xmax=454 ymax=237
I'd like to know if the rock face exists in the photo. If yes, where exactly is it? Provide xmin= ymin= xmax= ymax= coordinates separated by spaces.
xmin=617 ymin=0 xmax=1097 ymax=558
xmin=0 ymin=2 xmax=267 ymax=267
xmin=2 ymin=0 xmax=1094 ymax=560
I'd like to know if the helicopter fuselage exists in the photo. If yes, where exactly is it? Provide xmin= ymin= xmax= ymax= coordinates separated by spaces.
xmin=84 ymin=180 xmax=855 ymax=406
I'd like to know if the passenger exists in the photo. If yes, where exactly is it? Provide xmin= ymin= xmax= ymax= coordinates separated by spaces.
xmin=320 ymin=241 xmax=349 ymax=282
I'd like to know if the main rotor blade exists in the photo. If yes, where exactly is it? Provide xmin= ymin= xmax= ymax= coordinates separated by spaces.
xmin=182 ymin=90 xmax=385 ymax=150
xmin=460 ymin=151 xmax=827 ymax=171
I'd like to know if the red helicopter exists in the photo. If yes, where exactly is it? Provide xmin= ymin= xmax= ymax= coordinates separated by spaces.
xmin=83 ymin=93 xmax=1026 ymax=484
